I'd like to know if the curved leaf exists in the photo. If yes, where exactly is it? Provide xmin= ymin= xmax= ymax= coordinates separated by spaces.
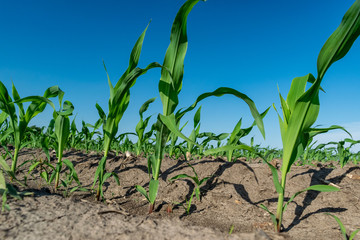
xmin=177 ymin=87 xmax=265 ymax=139
xmin=317 ymin=0 xmax=360 ymax=80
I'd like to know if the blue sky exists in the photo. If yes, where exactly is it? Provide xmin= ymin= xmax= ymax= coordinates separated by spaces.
xmin=1 ymin=0 xmax=360 ymax=150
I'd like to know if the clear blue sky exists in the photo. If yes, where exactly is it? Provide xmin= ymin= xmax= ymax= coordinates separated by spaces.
xmin=1 ymin=0 xmax=360 ymax=150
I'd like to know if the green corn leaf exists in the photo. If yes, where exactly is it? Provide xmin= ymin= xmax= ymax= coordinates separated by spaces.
xmin=58 ymin=100 xmax=74 ymax=116
xmin=283 ymin=185 xmax=339 ymax=212
xmin=28 ymin=162 xmax=41 ymax=174
xmin=263 ymin=159 xmax=283 ymax=194
xmin=286 ymin=75 xmax=309 ymax=114
xmin=96 ymin=103 xmax=106 ymax=121
xmin=61 ymin=180 xmax=67 ymax=188
xmin=195 ymin=188 xmax=201 ymax=201
xmin=44 ymin=162 xmax=55 ymax=170
xmin=135 ymin=185 xmax=150 ymax=202
xmin=259 ymin=204 xmax=277 ymax=227
xmin=114 ymin=22 xmax=151 ymax=90
xmin=0 ymin=170 xmax=6 ymax=190
xmin=12 ymin=82 xmax=25 ymax=117
xmin=193 ymin=106 xmax=201 ymax=128
xmin=198 ymin=176 xmax=210 ymax=186
xmin=317 ymin=0 xmax=360 ymax=81
xmin=40 ymin=171 xmax=49 ymax=182
xmin=92 ymin=156 xmax=107 ymax=188
xmin=158 ymin=113 xmax=198 ymax=146
xmin=309 ymin=125 xmax=352 ymax=139
xmin=0 ymin=156 xmax=11 ymax=172
xmin=139 ymin=97 xmax=156 ymax=119
xmin=149 ymin=179 xmax=159 ymax=204
xmin=159 ymin=0 xmax=205 ymax=116
xmin=170 ymin=174 xmax=194 ymax=182
xmin=102 ymin=172 xmax=112 ymax=183
xmin=103 ymin=61 xmax=114 ymax=100
xmin=55 ymin=115 xmax=70 ymax=156
xmin=281 ymin=74 xmax=320 ymax=175
xmin=229 ymin=119 xmax=242 ymax=144
xmin=112 ymin=172 xmax=120 ymax=185
xmin=177 ymin=87 xmax=265 ymax=139
xmin=63 ymin=159 xmax=80 ymax=185
xmin=70 ymin=116 xmax=77 ymax=132
xmin=0 ymin=81 xmax=16 ymax=117
xmin=324 ymin=213 xmax=348 ymax=240
xmin=350 ymin=229 xmax=360 ymax=240
xmin=69 ymin=186 xmax=80 ymax=194
xmin=279 ymin=93 xmax=290 ymax=125
xmin=0 ymin=111 xmax=8 ymax=125
xmin=49 ymin=171 xmax=56 ymax=184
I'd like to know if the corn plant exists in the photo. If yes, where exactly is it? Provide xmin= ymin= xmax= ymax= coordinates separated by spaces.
xmin=225 ymin=108 xmax=269 ymax=162
xmin=136 ymin=0 xmax=207 ymax=213
xmin=261 ymin=1 xmax=360 ymax=232
xmin=141 ymin=0 xmax=266 ymax=213
xmin=93 ymin=23 xmax=160 ymax=201
xmin=81 ymin=119 xmax=102 ymax=152
xmin=326 ymin=138 xmax=360 ymax=167
xmin=167 ymin=121 xmax=188 ymax=157
xmin=51 ymin=99 xmax=74 ymax=190
xmin=169 ymin=162 xmax=211 ymax=215
xmin=301 ymin=125 xmax=351 ymax=164
xmin=325 ymin=213 xmax=360 ymax=240
xmin=0 ymin=81 xmax=61 ymax=176
xmin=0 ymin=155 xmax=31 ymax=211
xmin=135 ymin=97 xmax=156 ymax=156
xmin=185 ymin=106 xmax=202 ymax=157
xmin=69 ymin=117 xmax=81 ymax=149
xmin=197 ymin=132 xmax=229 ymax=154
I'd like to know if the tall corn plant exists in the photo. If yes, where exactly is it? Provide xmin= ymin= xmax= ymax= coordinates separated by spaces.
xmin=261 ymin=1 xmax=360 ymax=232
xmin=135 ymin=0 xmax=207 ymax=213
xmin=137 ymin=0 xmax=266 ymax=213
xmin=93 ymin=23 xmax=160 ymax=201
xmin=0 ymin=81 xmax=60 ymax=176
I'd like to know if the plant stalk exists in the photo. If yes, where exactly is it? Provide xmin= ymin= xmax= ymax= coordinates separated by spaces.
xmin=10 ymin=146 xmax=19 ymax=175
xmin=54 ymin=151 xmax=63 ymax=190
xmin=96 ymin=138 xmax=111 ymax=201
xmin=275 ymin=176 xmax=287 ymax=232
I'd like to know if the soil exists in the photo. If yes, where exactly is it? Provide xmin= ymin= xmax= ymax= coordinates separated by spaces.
xmin=1 ymin=148 xmax=360 ymax=240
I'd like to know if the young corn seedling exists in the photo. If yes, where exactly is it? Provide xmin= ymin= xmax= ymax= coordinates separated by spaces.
xmin=197 ymin=132 xmax=229 ymax=154
xmin=93 ymin=23 xmax=160 ymax=201
xmin=51 ymin=98 xmax=74 ymax=190
xmin=0 ymin=81 xmax=61 ymax=176
xmin=135 ymin=97 xmax=156 ymax=156
xmin=0 ymin=155 xmax=32 ymax=211
xmin=167 ymin=121 xmax=188 ymax=158
xmin=81 ymin=119 xmax=103 ymax=152
xmin=225 ymin=108 xmax=269 ymax=162
xmin=169 ymin=162 xmax=210 ymax=214
xmin=301 ymin=125 xmax=351 ymax=164
xmin=142 ymin=1 xmax=266 ymax=213
xmin=137 ymin=0 xmax=207 ymax=213
xmin=261 ymin=1 xmax=360 ymax=232
xmin=59 ymin=159 xmax=87 ymax=197
xmin=325 ymin=213 xmax=360 ymax=240
xmin=327 ymin=138 xmax=360 ymax=167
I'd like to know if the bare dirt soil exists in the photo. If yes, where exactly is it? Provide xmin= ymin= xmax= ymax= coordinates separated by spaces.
xmin=1 ymin=148 xmax=360 ymax=240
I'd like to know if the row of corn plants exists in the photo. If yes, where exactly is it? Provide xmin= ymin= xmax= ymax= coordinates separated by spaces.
xmin=0 ymin=0 xmax=360 ymax=235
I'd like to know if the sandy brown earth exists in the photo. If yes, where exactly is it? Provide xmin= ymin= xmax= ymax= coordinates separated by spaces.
xmin=1 ymin=148 xmax=360 ymax=240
